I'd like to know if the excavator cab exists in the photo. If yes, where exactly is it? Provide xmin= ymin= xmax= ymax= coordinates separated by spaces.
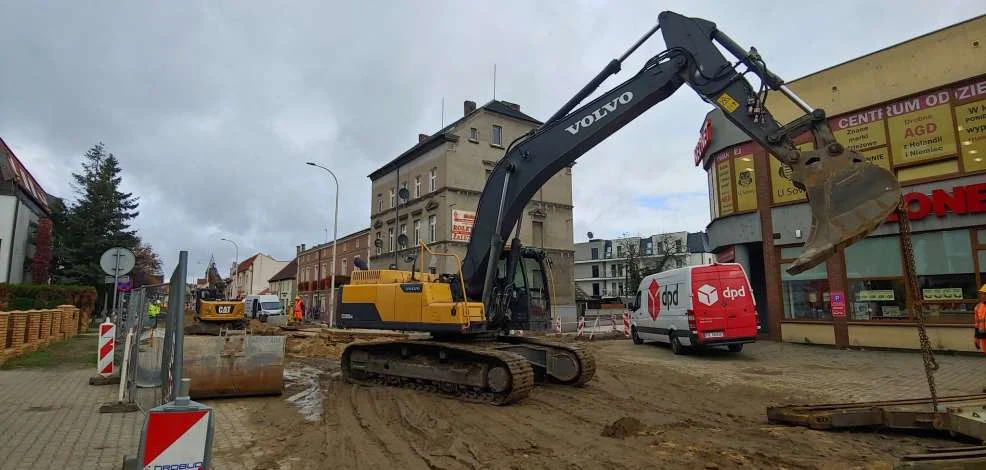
xmin=493 ymin=247 xmax=552 ymax=332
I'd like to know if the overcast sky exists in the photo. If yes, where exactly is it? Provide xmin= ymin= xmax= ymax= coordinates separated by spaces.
xmin=0 ymin=0 xmax=980 ymax=277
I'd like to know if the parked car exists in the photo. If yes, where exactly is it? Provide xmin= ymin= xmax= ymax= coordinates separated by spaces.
xmin=628 ymin=263 xmax=759 ymax=354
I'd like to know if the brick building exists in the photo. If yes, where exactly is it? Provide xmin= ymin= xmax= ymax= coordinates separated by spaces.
xmin=296 ymin=228 xmax=371 ymax=319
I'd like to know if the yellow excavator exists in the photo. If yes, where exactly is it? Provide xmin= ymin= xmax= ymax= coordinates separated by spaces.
xmin=337 ymin=11 xmax=903 ymax=405
xmin=181 ymin=259 xmax=286 ymax=399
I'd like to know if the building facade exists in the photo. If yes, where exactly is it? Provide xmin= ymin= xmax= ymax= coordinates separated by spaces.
xmin=367 ymin=100 xmax=576 ymax=306
xmin=230 ymin=253 xmax=288 ymax=299
xmin=574 ymin=232 xmax=715 ymax=300
xmin=694 ymin=15 xmax=986 ymax=352
xmin=296 ymin=228 xmax=371 ymax=318
xmin=268 ymin=258 xmax=297 ymax=313
xmin=0 ymin=137 xmax=52 ymax=284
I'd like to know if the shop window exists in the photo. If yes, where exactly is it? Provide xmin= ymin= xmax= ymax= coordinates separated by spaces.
xmin=913 ymin=229 xmax=977 ymax=303
xmin=978 ymin=229 xmax=986 ymax=245
xmin=780 ymin=254 xmax=829 ymax=321
xmin=845 ymin=236 xmax=907 ymax=320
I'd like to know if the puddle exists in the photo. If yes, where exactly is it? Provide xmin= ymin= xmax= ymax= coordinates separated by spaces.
xmin=283 ymin=365 xmax=324 ymax=422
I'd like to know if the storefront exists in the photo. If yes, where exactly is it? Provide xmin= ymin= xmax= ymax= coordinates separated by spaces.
xmin=695 ymin=15 xmax=986 ymax=352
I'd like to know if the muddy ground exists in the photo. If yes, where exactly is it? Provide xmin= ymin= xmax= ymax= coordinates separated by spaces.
xmin=216 ymin=330 xmax=972 ymax=470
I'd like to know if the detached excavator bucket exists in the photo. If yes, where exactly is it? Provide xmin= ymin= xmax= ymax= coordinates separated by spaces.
xmin=182 ymin=333 xmax=286 ymax=399
xmin=785 ymin=143 xmax=901 ymax=275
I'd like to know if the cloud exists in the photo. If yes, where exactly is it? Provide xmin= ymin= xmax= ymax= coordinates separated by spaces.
xmin=0 ymin=0 xmax=978 ymax=275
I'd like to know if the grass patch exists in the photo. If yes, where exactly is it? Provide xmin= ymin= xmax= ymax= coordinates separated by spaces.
xmin=1 ymin=334 xmax=98 ymax=370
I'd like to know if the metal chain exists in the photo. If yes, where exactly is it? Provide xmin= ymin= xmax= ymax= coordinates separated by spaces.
xmin=896 ymin=200 xmax=939 ymax=409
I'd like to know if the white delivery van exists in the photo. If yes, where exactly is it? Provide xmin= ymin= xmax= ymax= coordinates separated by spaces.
xmin=628 ymin=263 xmax=759 ymax=354
xmin=243 ymin=294 xmax=285 ymax=322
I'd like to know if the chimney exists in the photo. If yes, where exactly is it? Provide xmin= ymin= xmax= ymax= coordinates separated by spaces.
xmin=301 ymin=243 xmax=306 ymax=252
xmin=296 ymin=245 xmax=301 ymax=254
xmin=464 ymin=100 xmax=476 ymax=116
xmin=418 ymin=133 xmax=429 ymax=143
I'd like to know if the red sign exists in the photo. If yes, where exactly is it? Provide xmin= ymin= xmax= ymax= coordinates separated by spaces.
xmin=830 ymin=291 xmax=846 ymax=317
xmin=887 ymin=183 xmax=986 ymax=222
xmin=693 ymin=117 xmax=713 ymax=166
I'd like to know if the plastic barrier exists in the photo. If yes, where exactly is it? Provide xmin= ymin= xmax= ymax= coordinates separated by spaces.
xmin=125 ymin=378 xmax=215 ymax=470
xmin=623 ymin=310 xmax=631 ymax=338
xmin=577 ymin=316 xmax=585 ymax=338
xmin=98 ymin=319 xmax=115 ymax=377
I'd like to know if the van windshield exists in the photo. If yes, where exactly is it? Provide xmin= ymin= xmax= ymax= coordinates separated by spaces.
xmin=261 ymin=302 xmax=282 ymax=310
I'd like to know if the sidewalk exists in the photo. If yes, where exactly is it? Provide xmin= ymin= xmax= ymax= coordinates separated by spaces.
xmin=0 ymin=368 xmax=143 ymax=469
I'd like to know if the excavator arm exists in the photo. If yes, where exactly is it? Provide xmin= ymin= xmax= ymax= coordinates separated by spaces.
xmin=461 ymin=11 xmax=901 ymax=310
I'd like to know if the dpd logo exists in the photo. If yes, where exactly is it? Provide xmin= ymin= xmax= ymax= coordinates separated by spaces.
xmin=661 ymin=284 xmax=679 ymax=309
xmin=723 ymin=286 xmax=746 ymax=300
xmin=647 ymin=280 xmax=660 ymax=321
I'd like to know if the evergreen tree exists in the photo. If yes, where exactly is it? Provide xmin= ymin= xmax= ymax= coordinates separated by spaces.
xmin=60 ymin=143 xmax=140 ymax=288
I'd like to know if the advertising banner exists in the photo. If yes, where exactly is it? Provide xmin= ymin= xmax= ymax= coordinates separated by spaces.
xmin=831 ymin=107 xmax=887 ymax=151
xmin=859 ymin=147 xmax=892 ymax=172
xmin=733 ymin=146 xmax=757 ymax=212
xmin=715 ymin=153 xmax=734 ymax=216
xmin=769 ymin=142 xmax=811 ymax=204
xmin=886 ymin=90 xmax=957 ymax=166
xmin=954 ymin=97 xmax=986 ymax=173
xmin=450 ymin=209 xmax=475 ymax=242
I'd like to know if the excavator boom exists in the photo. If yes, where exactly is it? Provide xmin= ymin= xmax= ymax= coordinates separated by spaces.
xmin=461 ymin=11 xmax=902 ymax=311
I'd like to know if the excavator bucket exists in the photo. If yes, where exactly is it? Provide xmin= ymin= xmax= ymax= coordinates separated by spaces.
xmin=182 ymin=333 xmax=286 ymax=399
xmin=785 ymin=143 xmax=901 ymax=275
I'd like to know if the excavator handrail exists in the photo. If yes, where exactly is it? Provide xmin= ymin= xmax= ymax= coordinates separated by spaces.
xmin=415 ymin=241 xmax=470 ymax=311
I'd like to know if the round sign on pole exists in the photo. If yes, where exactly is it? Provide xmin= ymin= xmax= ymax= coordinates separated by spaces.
xmin=100 ymin=247 xmax=136 ymax=277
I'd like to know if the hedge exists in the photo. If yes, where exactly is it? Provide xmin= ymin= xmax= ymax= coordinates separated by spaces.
xmin=0 ymin=284 xmax=98 ymax=313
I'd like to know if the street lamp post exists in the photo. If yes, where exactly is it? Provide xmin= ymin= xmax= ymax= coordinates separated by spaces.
xmin=306 ymin=162 xmax=339 ymax=327
xmin=220 ymin=238 xmax=238 ymax=297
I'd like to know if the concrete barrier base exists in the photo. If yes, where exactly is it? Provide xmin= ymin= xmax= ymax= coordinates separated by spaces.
xmin=89 ymin=374 xmax=120 ymax=386
xmin=98 ymin=401 xmax=139 ymax=414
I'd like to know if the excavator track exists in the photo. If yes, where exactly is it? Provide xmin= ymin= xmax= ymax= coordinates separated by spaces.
xmin=496 ymin=335 xmax=596 ymax=386
xmin=340 ymin=338 xmax=535 ymax=406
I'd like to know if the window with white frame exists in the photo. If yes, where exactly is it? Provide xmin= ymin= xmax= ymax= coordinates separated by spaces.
xmin=341 ymin=259 xmax=347 ymax=275
xmin=429 ymin=168 xmax=437 ymax=192
xmin=492 ymin=125 xmax=502 ymax=146
xmin=377 ymin=195 xmax=382 ymax=213
xmin=413 ymin=219 xmax=421 ymax=246
xmin=389 ymin=188 xmax=395 ymax=208
xmin=428 ymin=215 xmax=437 ymax=242
xmin=469 ymin=127 xmax=479 ymax=142
xmin=414 ymin=176 xmax=421 ymax=198
xmin=399 ymin=223 xmax=407 ymax=249
xmin=375 ymin=232 xmax=382 ymax=255
xmin=388 ymin=227 xmax=394 ymax=251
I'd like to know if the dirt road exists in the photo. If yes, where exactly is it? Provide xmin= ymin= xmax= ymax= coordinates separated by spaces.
xmin=224 ymin=334 xmax=985 ymax=470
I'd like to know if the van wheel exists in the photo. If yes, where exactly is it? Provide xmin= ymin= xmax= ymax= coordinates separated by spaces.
xmin=728 ymin=344 xmax=744 ymax=353
xmin=631 ymin=327 xmax=643 ymax=345
xmin=670 ymin=335 xmax=684 ymax=355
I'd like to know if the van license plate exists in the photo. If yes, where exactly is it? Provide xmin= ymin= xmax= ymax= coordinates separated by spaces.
xmin=704 ymin=331 xmax=724 ymax=338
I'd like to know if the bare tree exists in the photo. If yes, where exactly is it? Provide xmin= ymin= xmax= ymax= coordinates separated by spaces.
xmin=622 ymin=234 xmax=682 ymax=301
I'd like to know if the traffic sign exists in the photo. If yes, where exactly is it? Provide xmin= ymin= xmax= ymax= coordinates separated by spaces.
xmin=100 ymin=247 xmax=136 ymax=277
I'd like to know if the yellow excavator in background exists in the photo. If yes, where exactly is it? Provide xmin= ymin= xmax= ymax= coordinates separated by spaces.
xmin=181 ymin=258 xmax=286 ymax=399
xmin=336 ymin=11 xmax=902 ymax=405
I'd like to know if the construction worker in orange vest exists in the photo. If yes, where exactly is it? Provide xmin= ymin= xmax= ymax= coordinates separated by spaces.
xmin=294 ymin=296 xmax=304 ymax=323
xmin=975 ymin=285 xmax=986 ymax=354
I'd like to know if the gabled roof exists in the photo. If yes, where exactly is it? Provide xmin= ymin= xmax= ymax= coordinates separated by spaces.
xmin=236 ymin=254 xmax=259 ymax=274
xmin=269 ymin=258 xmax=298 ymax=282
xmin=0 ymin=136 xmax=51 ymax=214
xmin=368 ymin=100 xmax=543 ymax=180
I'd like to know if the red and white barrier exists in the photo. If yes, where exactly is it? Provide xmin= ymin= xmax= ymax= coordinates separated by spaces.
xmin=97 ymin=320 xmax=115 ymax=377
xmin=141 ymin=408 xmax=212 ymax=468
xmin=554 ymin=315 xmax=562 ymax=334
xmin=577 ymin=316 xmax=585 ymax=338
xmin=623 ymin=310 xmax=631 ymax=337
